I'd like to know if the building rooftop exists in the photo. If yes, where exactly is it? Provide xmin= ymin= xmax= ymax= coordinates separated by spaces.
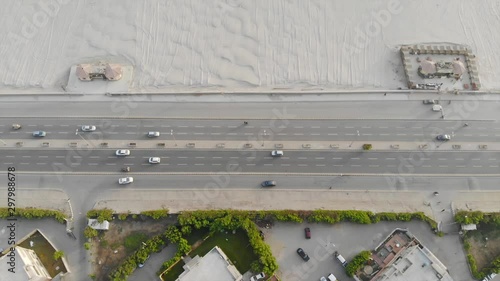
xmin=176 ymin=246 xmax=242 ymax=281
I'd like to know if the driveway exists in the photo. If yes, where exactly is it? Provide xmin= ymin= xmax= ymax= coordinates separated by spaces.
xmin=128 ymin=244 xmax=177 ymax=281
xmin=264 ymin=221 xmax=470 ymax=281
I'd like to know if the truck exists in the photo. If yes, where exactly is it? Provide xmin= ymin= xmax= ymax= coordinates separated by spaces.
xmin=335 ymin=251 xmax=348 ymax=267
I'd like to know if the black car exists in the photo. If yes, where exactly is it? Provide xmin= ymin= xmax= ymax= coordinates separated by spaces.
xmin=423 ymin=99 xmax=438 ymax=104
xmin=261 ymin=180 xmax=277 ymax=187
xmin=296 ymin=248 xmax=310 ymax=261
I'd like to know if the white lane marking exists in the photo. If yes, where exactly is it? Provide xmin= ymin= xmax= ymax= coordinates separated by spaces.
xmin=350 ymin=164 xmax=361 ymax=167
xmin=438 ymin=165 xmax=448 ymax=167
xmin=211 ymin=126 xmax=221 ymax=128
xmin=44 ymin=125 xmax=53 ymax=127
xmin=298 ymin=164 xmax=308 ymax=167
xmin=60 ymin=125 xmax=69 ymax=127
xmin=332 ymin=157 xmax=343 ymax=160
xmin=178 ymin=126 xmax=188 ymax=128
xmin=106 ymin=163 xmax=116 ymax=165
xmin=351 ymin=158 xmax=360 ymax=160
xmin=369 ymin=165 xmax=379 ymax=167
xmin=228 ymin=126 xmax=238 ymax=128
xmin=413 ymin=134 xmax=424 ymax=136
xmin=58 ymin=132 xmax=69 ymax=134
xmin=56 ymin=156 xmax=65 ymax=159
xmin=159 ymin=163 xmax=170 ymax=166
xmin=471 ymin=158 xmax=480 ymax=161
xmin=108 ymin=132 xmax=119 ymax=134
xmin=194 ymin=126 xmax=204 ymax=128
xmin=126 ymin=125 xmax=137 ymax=127
xmin=71 ymin=156 xmax=82 ymax=159
xmin=386 ymin=158 xmax=396 ymax=160
xmin=212 ymin=163 xmax=222 ymax=166
xmin=230 ymin=157 xmax=239 ymax=159
xmin=472 ymin=165 xmax=482 ymax=168
xmin=28 ymin=125 xmax=36 ymax=127
xmin=90 ymin=156 xmax=99 ymax=159
xmin=264 ymin=164 xmax=273 ymax=166
xmin=456 ymin=165 xmax=466 ymax=168
xmin=362 ymin=133 xmax=373 ymax=136
xmin=488 ymin=158 xmax=497 ymax=161
xmin=479 ymin=134 xmax=489 ymax=137
xmin=379 ymin=126 xmax=388 ymax=129
xmin=227 ymin=133 xmax=237 ymax=135
xmin=345 ymin=133 xmax=355 ymax=136
xmin=194 ymin=164 xmax=204 ymax=166
xmin=212 ymin=157 xmax=222 ymax=159
xmin=422 ymin=165 xmax=432 ymax=167
xmin=20 ymin=163 xmax=29 ymax=165
xmin=490 ymin=165 xmax=499 ymax=168
xmin=316 ymin=164 xmax=326 ymax=167
xmin=315 ymin=157 xmax=325 ymax=160
xmin=161 ymin=125 xmax=171 ymax=128
xmin=177 ymin=132 xmax=188 ymax=135
xmin=294 ymin=133 xmax=304 ymax=136
xmin=211 ymin=133 xmax=221 ymax=135
xmin=396 ymin=126 xmax=405 ymax=129
xmin=368 ymin=158 xmax=378 ymax=160
xmin=195 ymin=157 xmax=205 ymax=159
xmin=411 ymin=127 xmax=422 ymax=129
xmin=5 ymin=156 xmax=14 ymax=158
xmin=193 ymin=133 xmax=205 ymax=135
xmin=333 ymin=165 xmax=343 ymax=167
xmin=311 ymin=133 xmax=321 ymax=136
xmin=177 ymin=157 xmax=188 ymax=159
xmin=311 ymin=126 xmax=320 ymax=129
xmin=246 ymin=164 xmax=256 ymax=166
xmin=421 ymin=158 xmax=430 ymax=160
xmin=328 ymin=133 xmax=338 ymax=136
xmin=438 ymin=158 xmax=447 ymax=161
xmin=387 ymin=165 xmax=397 ymax=167
xmin=177 ymin=164 xmax=188 ymax=166
xmin=294 ymin=126 xmax=304 ymax=129
xmin=143 ymin=125 xmax=154 ymax=128
xmin=277 ymin=133 xmax=287 ymax=136
xmin=345 ymin=126 xmax=354 ymax=129
xmin=298 ymin=157 xmax=307 ymax=160
xmin=126 ymin=132 xmax=136 ymax=135
xmin=36 ymin=163 xmax=47 ymax=165
xmin=362 ymin=126 xmax=371 ymax=129
xmin=396 ymin=134 xmax=407 ymax=136
xmin=328 ymin=126 xmax=337 ymax=129
xmin=88 ymin=163 xmax=98 ymax=166
xmin=380 ymin=133 xmax=390 ymax=136
xmin=281 ymin=164 xmax=291 ymax=166
xmin=455 ymin=158 xmax=464 ymax=161
xmin=22 ymin=156 xmax=31 ymax=158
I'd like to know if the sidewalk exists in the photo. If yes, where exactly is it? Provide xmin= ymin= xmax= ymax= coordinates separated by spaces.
xmin=0 ymin=139 xmax=498 ymax=151
xmin=0 ymin=188 xmax=71 ymax=217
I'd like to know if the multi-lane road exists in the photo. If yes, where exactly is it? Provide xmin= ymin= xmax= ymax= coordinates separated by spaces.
xmin=0 ymin=118 xmax=499 ymax=142
xmin=3 ymin=149 xmax=500 ymax=175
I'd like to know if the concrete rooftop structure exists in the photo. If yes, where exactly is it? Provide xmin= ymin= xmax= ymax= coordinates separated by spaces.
xmin=358 ymin=229 xmax=453 ymax=281
xmin=176 ymin=246 xmax=242 ymax=281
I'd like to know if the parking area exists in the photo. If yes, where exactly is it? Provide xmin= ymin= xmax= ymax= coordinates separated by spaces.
xmin=264 ymin=221 xmax=470 ymax=281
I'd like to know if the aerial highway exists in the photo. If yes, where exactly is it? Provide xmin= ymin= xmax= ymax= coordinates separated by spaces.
xmin=2 ymin=150 xmax=499 ymax=175
xmin=0 ymin=118 xmax=498 ymax=142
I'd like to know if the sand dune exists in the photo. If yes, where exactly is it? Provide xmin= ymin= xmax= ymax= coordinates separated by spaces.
xmin=1 ymin=0 xmax=499 ymax=92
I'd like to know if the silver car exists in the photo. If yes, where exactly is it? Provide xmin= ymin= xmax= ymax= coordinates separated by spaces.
xmin=116 ymin=149 xmax=131 ymax=156
xmin=118 ymin=177 xmax=134 ymax=185
xmin=436 ymin=134 xmax=451 ymax=141
xmin=81 ymin=125 xmax=96 ymax=132
xmin=148 ymin=157 xmax=161 ymax=164
xmin=147 ymin=131 xmax=160 ymax=138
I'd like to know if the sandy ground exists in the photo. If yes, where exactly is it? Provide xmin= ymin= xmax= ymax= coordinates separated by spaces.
xmin=1 ymin=0 xmax=500 ymax=92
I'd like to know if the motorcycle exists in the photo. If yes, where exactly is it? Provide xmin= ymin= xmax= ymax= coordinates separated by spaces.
xmin=12 ymin=124 xmax=22 ymax=130
xmin=121 ymin=167 xmax=131 ymax=172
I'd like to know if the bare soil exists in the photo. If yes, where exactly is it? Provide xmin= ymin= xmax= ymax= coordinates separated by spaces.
xmin=467 ymin=226 xmax=500 ymax=271
xmin=92 ymin=217 xmax=171 ymax=280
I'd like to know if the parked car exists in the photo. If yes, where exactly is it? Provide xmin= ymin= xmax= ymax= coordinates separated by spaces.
xmin=304 ymin=227 xmax=311 ymax=239
xmin=115 ymin=149 xmax=131 ymax=156
xmin=335 ymin=251 xmax=348 ymax=267
xmin=297 ymin=248 xmax=310 ymax=261
xmin=261 ymin=180 xmax=277 ymax=187
xmin=250 ymin=272 xmax=266 ymax=281
xmin=271 ymin=150 xmax=284 ymax=157
xmin=148 ymin=157 xmax=161 ymax=164
xmin=326 ymin=273 xmax=338 ymax=281
xmin=423 ymin=99 xmax=438 ymax=104
xmin=81 ymin=125 xmax=96 ymax=132
xmin=118 ymin=177 xmax=134 ymax=185
xmin=436 ymin=134 xmax=451 ymax=141
xmin=320 ymin=277 xmax=327 ymax=281
xmin=32 ymin=131 xmax=46 ymax=137
xmin=147 ymin=131 xmax=160 ymax=138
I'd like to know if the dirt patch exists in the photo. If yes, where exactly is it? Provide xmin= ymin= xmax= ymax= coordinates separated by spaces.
xmin=466 ymin=225 xmax=500 ymax=271
xmin=92 ymin=217 xmax=172 ymax=280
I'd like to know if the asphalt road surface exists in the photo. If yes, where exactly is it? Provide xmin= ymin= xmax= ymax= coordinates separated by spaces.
xmin=1 ymin=118 xmax=498 ymax=142
xmin=3 ymin=149 xmax=499 ymax=175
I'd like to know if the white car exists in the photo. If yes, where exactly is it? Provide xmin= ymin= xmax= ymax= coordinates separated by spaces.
xmin=250 ymin=272 xmax=265 ymax=281
xmin=327 ymin=273 xmax=337 ymax=281
xmin=81 ymin=125 xmax=96 ymax=132
xmin=320 ymin=277 xmax=327 ymax=281
xmin=116 ymin=149 xmax=131 ymax=156
xmin=147 ymin=131 xmax=160 ymax=137
xmin=118 ymin=177 xmax=133 ymax=185
xmin=432 ymin=105 xmax=443 ymax=112
xmin=271 ymin=150 xmax=284 ymax=157
xmin=149 ymin=157 xmax=161 ymax=164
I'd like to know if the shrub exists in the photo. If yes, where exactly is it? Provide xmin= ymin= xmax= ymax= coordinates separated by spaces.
xmin=84 ymin=226 xmax=98 ymax=238
xmin=87 ymin=208 xmax=113 ymax=223
xmin=345 ymin=250 xmax=371 ymax=277
xmin=140 ymin=209 xmax=169 ymax=220
xmin=0 ymin=207 xmax=66 ymax=223
xmin=54 ymin=250 xmax=64 ymax=260
xmin=363 ymin=144 xmax=372 ymax=150
xmin=84 ymin=242 xmax=91 ymax=250
xmin=118 ymin=213 xmax=128 ymax=220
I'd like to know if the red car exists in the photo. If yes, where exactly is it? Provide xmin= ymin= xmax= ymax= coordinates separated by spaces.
xmin=305 ymin=227 xmax=311 ymax=239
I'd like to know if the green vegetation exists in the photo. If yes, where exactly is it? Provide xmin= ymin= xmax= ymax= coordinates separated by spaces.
xmin=118 ymin=213 xmax=129 ymax=220
xmin=124 ymin=232 xmax=149 ymax=252
xmin=363 ymin=144 xmax=372 ymax=150
xmin=84 ymin=226 xmax=98 ymax=238
xmin=345 ymin=250 xmax=372 ymax=277
xmin=456 ymin=211 xmax=500 ymax=279
xmin=54 ymin=250 xmax=64 ymax=260
xmin=0 ymin=207 xmax=66 ymax=223
xmin=84 ymin=242 xmax=91 ymax=250
xmin=140 ymin=209 xmax=169 ymax=219
xmin=86 ymin=208 xmax=113 ymax=223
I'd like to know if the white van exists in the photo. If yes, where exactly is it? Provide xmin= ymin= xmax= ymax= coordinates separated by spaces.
xmin=335 ymin=251 xmax=348 ymax=267
xmin=327 ymin=273 xmax=337 ymax=281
